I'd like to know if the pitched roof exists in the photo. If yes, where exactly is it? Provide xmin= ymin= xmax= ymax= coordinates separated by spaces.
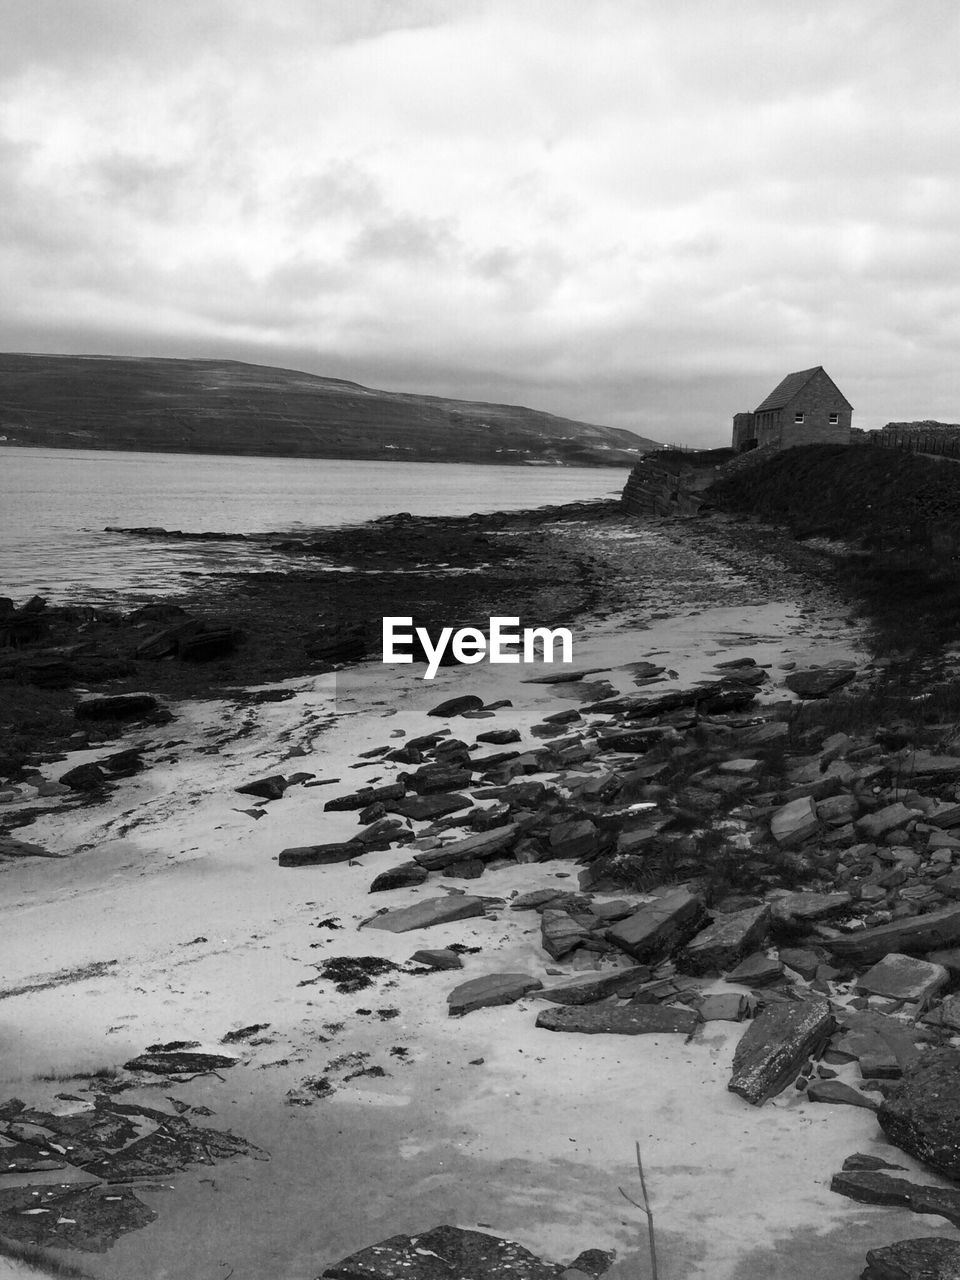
xmin=754 ymin=366 xmax=852 ymax=413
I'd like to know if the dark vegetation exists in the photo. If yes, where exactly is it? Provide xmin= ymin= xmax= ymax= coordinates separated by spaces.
xmin=706 ymin=444 xmax=960 ymax=654
xmin=0 ymin=353 xmax=658 ymax=465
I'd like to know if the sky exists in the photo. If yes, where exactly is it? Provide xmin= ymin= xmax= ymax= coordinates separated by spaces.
xmin=1 ymin=0 xmax=958 ymax=446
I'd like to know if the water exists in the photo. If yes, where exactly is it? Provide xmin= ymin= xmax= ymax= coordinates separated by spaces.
xmin=0 ymin=446 xmax=630 ymax=603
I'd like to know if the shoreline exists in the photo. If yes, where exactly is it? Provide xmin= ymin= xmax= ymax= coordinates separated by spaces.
xmin=2 ymin=509 xmax=923 ymax=1280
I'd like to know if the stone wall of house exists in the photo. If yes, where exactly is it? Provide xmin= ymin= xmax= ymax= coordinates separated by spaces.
xmin=732 ymin=412 xmax=756 ymax=451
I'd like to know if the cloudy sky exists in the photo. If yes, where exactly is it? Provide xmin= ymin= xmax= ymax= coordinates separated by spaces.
xmin=1 ymin=1 xmax=958 ymax=444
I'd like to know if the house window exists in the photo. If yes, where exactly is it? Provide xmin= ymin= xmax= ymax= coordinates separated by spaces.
xmin=794 ymin=411 xmax=804 ymax=424
xmin=829 ymin=412 xmax=839 ymax=425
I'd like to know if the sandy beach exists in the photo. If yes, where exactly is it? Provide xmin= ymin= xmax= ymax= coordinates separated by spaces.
xmin=1 ymin=512 xmax=948 ymax=1280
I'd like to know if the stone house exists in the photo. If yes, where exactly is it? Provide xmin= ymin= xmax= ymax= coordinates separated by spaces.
xmin=732 ymin=367 xmax=852 ymax=452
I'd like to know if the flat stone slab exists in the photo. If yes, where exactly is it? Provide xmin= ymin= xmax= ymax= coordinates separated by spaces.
xmin=828 ymin=905 xmax=960 ymax=965
xmin=855 ymin=802 xmax=918 ymax=841
xmin=413 ymin=824 xmax=518 ymax=870
xmin=784 ymin=668 xmax=855 ymax=698
xmin=75 ymin=692 xmax=159 ymax=719
xmin=535 ymin=1003 xmax=697 ymax=1035
xmin=858 ymin=953 xmax=949 ymax=1004
xmin=832 ymin=1169 xmax=960 ymax=1229
xmin=539 ymin=967 xmax=651 ymax=1006
xmin=324 ymin=1224 xmax=568 ymax=1280
xmin=362 ymin=895 xmax=486 ymax=934
xmin=541 ymin=909 xmax=591 ymax=959
xmin=279 ymin=842 xmax=361 ymax=867
xmin=879 ymin=1047 xmax=960 ymax=1181
xmin=447 ymin=973 xmax=543 ymax=1016
xmin=770 ymin=891 xmax=852 ymax=924
xmin=388 ymin=793 xmax=473 ymax=821
xmin=897 ymin=752 xmax=960 ymax=779
xmin=679 ymin=904 xmax=770 ymax=974
xmin=862 ymin=1237 xmax=960 ymax=1280
xmin=607 ymin=888 xmax=707 ymax=962
xmin=770 ymin=796 xmax=820 ymax=847
xmin=697 ymin=993 xmax=751 ymax=1022
xmin=369 ymin=862 xmax=429 ymax=892
xmin=806 ymin=1080 xmax=878 ymax=1110
xmin=428 ymin=696 xmax=485 ymax=717
xmin=728 ymin=997 xmax=834 ymax=1105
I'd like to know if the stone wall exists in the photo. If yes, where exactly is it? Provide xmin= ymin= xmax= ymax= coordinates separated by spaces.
xmin=621 ymin=450 xmax=735 ymax=517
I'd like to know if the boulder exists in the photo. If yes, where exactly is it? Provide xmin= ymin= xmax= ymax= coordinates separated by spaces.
xmin=832 ymin=1169 xmax=960 ymax=1229
xmin=770 ymin=796 xmax=820 ymax=847
xmin=770 ymin=891 xmax=852 ymax=924
xmin=59 ymin=762 xmax=108 ymax=792
xmin=389 ymin=793 xmax=473 ymax=821
xmin=476 ymin=728 xmax=521 ymax=745
xmin=728 ymin=997 xmax=834 ymax=1105
xmin=679 ymin=904 xmax=770 ymax=974
xmin=784 ymin=668 xmax=856 ymax=698
xmin=540 ymin=910 xmax=591 ymax=960
xmin=447 ymin=973 xmax=543 ymax=1016
xmin=535 ymin=1003 xmax=698 ymax=1036
xmin=75 ymin=692 xmax=159 ymax=720
xmin=726 ymin=952 xmax=784 ymax=987
xmin=369 ymin=862 xmax=428 ymax=892
xmin=539 ymin=967 xmax=651 ymax=1005
xmin=548 ymin=819 xmax=599 ymax=860
xmin=607 ymin=888 xmax=708 ymax=963
xmin=323 ymin=1224 xmax=568 ymax=1280
xmin=856 ymin=803 xmax=919 ymax=842
xmin=879 ymin=1048 xmax=960 ymax=1180
xmin=861 ymin=1238 xmax=960 ymax=1280
xmin=827 ymin=904 xmax=960 ymax=965
xmin=279 ymin=842 xmax=362 ymax=867
xmin=410 ymin=949 xmax=462 ymax=970
xmin=412 ymin=825 xmax=518 ymax=871
xmin=362 ymin=895 xmax=486 ymax=934
xmin=235 ymin=775 xmax=287 ymax=801
xmin=428 ymin=696 xmax=485 ymax=718
xmin=857 ymin=953 xmax=949 ymax=1005
xmin=697 ymin=993 xmax=752 ymax=1022
xmin=409 ymin=762 xmax=473 ymax=794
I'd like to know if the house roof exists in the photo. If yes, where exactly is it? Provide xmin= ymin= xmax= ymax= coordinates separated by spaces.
xmin=754 ymin=366 xmax=852 ymax=413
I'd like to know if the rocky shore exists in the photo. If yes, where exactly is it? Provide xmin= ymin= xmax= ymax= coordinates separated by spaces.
xmin=5 ymin=503 xmax=960 ymax=1279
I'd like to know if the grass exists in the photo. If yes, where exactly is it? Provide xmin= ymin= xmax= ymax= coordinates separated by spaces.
xmin=0 ymin=1239 xmax=91 ymax=1279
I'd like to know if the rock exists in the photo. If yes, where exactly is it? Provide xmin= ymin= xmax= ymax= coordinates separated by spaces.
xmin=857 ymin=953 xmax=949 ymax=1004
xmin=784 ymin=668 xmax=856 ymax=698
xmin=770 ymin=796 xmax=820 ymax=847
xmin=818 ymin=794 xmax=860 ymax=826
xmin=856 ymin=803 xmax=919 ymax=841
xmin=476 ymin=728 xmax=521 ymax=745
xmin=897 ymin=752 xmax=960 ymax=780
xmin=59 ymin=762 xmax=108 ymax=792
xmin=178 ymin=625 xmax=244 ymax=661
xmin=842 ymin=1154 xmax=906 ymax=1172
xmin=410 ymin=949 xmax=463 ymax=970
xmin=779 ymin=947 xmax=825 ymax=980
xmin=832 ymin=1169 xmax=960 ymax=1229
xmin=409 ymin=762 xmax=474 ymax=794
xmin=540 ymin=910 xmax=591 ymax=959
xmin=323 ymin=1224 xmax=568 ymax=1280
xmin=279 ymin=842 xmax=362 ymax=867
xmin=726 ymin=952 xmax=784 ymax=986
xmin=412 ymin=824 xmax=519 ymax=871
xmin=389 ymin=793 xmax=473 ymax=821
xmin=75 ymin=692 xmax=159 ymax=720
xmin=535 ymin=1003 xmax=698 ymax=1036
xmin=325 ymin=782 xmax=406 ymax=812
xmin=806 ymin=1080 xmax=878 ymax=1110
xmin=834 ymin=1010 xmax=921 ymax=1078
xmin=362 ymin=895 xmax=486 ymax=934
xmin=679 ymin=904 xmax=771 ymax=974
xmin=548 ymin=819 xmax=599 ymax=860
xmin=447 ymin=973 xmax=543 ymax=1016
xmin=861 ymin=1237 xmax=960 ymax=1279
xmin=827 ymin=904 xmax=960 ymax=965
xmin=607 ymin=888 xmax=708 ymax=963
xmin=0 ymin=835 xmax=59 ymax=859
xmin=369 ymin=862 xmax=428 ymax=892
xmin=697 ymin=993 xmax=752 ymax=1022
xmin=539 ymin=967 xmax=651 ymax=1005
xmin=728 ymin=997 xmax=834 ymax=1105
xmin=428 ymin=696 xmax=485 ymax=718
xmin=0 ymin=1181 xmax=157 ymax=1252
xmin=124 ymin=1051 xmax=237 ymax=1074
xmin=922 ymin=994 xmax=960 ymax=1032
xmin=879 ymin=1048 xmax=960 ymax=1180
xmin=770 ymin=891 xmax=852 ymax=924
xmin=235 ymin=775 xmax=288 ymax=800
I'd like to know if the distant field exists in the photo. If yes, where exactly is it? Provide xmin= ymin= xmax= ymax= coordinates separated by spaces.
xmin=0 ymin=353 xmax=659 ymax=466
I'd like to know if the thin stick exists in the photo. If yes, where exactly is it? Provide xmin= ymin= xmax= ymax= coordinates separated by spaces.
xmin=617 ymin=1141 xmax=659 ymax=1280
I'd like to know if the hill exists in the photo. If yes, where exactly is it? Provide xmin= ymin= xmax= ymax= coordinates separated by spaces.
xmin=0 ymin=353 xmax=658 ymax=466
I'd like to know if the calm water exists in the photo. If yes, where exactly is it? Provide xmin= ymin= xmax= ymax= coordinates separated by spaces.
xmin=0 ymin=446 xmax=629 ymax=603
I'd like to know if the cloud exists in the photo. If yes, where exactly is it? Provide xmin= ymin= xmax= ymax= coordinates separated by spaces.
xmin=0 ymin=0 xmax=958 ymax=444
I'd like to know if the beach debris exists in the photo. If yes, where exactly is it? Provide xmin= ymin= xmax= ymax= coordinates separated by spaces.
xmin=316 ymin=956 xmax=401 ymax=993
xmin=447 ymin=973 xmax=543 ymax=1016
xmin=728 ymin=997 xmax=834 ymax=1104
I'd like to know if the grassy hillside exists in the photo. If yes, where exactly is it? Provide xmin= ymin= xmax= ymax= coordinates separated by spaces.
xmin=0 ymin=353 xmax=658 ymax=466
